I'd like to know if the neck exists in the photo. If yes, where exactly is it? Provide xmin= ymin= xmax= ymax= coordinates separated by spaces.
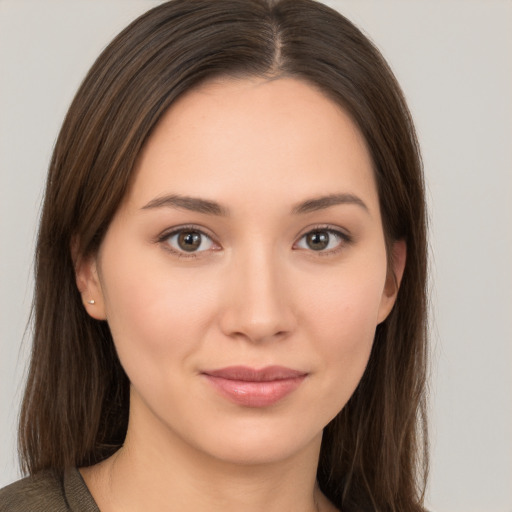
xmin=81 ymin=397 xmax=333 ymax=512
xmin=109 ymin=432 xmax=322 ymax=512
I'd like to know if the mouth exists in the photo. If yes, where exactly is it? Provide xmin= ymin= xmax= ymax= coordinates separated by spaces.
xmin=201 ymin=366 xmax=308 ymax=407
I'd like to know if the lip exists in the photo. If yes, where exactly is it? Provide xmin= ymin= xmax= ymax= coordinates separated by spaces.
xmin=202 ymin=365 xmax=307 ymax=407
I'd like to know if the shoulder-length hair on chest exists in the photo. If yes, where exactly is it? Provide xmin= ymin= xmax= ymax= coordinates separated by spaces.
xmin=19 ymin=1 xmax=429 ymax=510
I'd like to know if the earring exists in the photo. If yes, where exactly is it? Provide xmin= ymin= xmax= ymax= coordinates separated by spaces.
xmin=87 ymin=299 xmax=96 ymax=305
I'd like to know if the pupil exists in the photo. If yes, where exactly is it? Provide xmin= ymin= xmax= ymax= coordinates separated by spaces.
xmin=178 ymin=231 xmax=201 ymax=252
xmin=307 ymin=231 xmax=329 ymax=250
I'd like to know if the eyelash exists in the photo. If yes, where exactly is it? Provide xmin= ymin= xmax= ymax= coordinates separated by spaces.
xmin=157 ymin=224 xmax=353 ymax=259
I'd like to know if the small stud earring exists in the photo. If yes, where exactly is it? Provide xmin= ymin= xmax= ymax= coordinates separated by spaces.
xmin=87 ymin=299 xmax=95 ymax=305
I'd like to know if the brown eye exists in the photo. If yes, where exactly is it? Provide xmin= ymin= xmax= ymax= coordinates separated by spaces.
xmin=305 ymin=231 xmax=330 ymax=251
xmin=177 ymin=231 xmax=202 ymax=252
xmin=163 ymin=228 xmax=215 ymax=255
xmin=295 ymin=228 xmax=349 ymax=253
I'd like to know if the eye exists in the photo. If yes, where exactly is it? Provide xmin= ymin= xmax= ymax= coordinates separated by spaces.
xmin=295 ymin=227 xmax=350 ymax=254
xmin=160 ymin=227 xmax=216 ymax=256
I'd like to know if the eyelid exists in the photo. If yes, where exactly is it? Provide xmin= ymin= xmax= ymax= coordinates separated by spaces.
xmin=293 ymin=224 xmax=353 ymax=255
xmin=156 ymin=223 xmax=353 ymax=259
xmin=157 ymin=224 xmax=220 ymax=258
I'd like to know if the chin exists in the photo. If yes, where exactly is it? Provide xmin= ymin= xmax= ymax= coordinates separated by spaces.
xmin=177 ymin=414 xmax=326 ymax=467
xmin=203 ymin=438 xmax=318 ymax=467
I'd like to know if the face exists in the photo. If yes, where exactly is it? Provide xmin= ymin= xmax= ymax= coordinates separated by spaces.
xmin=77 ymin=77 xmax=405 ymax=465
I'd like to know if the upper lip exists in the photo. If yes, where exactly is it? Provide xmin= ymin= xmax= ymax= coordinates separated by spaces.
xmin=202 ymin=365 xmax=307 ymax=382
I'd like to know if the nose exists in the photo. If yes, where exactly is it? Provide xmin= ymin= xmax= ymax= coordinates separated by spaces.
xmin=218 ymin=246 xmax=297 ymax=344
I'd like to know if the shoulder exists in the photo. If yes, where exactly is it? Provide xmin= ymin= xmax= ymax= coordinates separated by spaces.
xmin=0 ymin=468 xmax=99 ymax=512
xmin=0 ymin=470 xmax=67 ymax=511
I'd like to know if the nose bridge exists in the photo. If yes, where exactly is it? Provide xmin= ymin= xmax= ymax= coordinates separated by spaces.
xmin=219 ymin=240 xmax=295 ymax=343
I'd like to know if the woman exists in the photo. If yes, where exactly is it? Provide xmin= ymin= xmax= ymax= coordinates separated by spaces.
xmin=0 ymin=0 xmax=428 ymax=511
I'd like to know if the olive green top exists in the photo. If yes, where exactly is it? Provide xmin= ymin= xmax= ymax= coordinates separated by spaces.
xmin=0 ymin=468 xmax=99 ymax=512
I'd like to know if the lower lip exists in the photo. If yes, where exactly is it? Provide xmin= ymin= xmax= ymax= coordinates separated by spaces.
xmin=204 ymin=375 xmax=306 ymax=407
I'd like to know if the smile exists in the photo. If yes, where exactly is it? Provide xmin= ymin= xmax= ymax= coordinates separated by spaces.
xmin=202 ymin=366 xmax=308 ymax=407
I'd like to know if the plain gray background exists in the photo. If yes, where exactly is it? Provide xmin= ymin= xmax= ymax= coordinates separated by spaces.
xmin=0 ymin=1 xmax=511 ymax=511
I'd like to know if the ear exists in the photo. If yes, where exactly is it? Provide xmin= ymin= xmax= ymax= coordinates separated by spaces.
xmin=72 ymin=240 xmax=107 ymax=321
xmin=377 ymin=239 xmax=406 ymax=324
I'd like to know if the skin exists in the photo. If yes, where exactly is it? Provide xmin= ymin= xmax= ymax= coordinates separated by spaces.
xmin=77 ymin=77 xmax=406 ymax=512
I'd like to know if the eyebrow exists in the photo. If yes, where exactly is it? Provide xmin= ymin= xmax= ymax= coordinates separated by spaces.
xmin=141 ymin=192 xmax=369 ymax=216
xmin=142 ymin=194 xmax=229 ymax=216
xmin=291 ymin=193 xmax=368 ymax=214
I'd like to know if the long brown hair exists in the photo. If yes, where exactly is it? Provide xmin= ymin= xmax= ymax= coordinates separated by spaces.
xmin=19 ymin=1 xmax=429 ymax=510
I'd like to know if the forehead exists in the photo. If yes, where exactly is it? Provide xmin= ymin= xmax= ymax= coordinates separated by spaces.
xmin=128 ymin=76 xmax=377 ymax=214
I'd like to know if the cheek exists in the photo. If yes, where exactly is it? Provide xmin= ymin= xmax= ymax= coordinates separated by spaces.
xmin=304 ymin=258 xmax=387 ymax=343
xmin=299 ymin=259 xmax=387 ymax=405
xmin=98 ymin=246 xmax=218 ymax=375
